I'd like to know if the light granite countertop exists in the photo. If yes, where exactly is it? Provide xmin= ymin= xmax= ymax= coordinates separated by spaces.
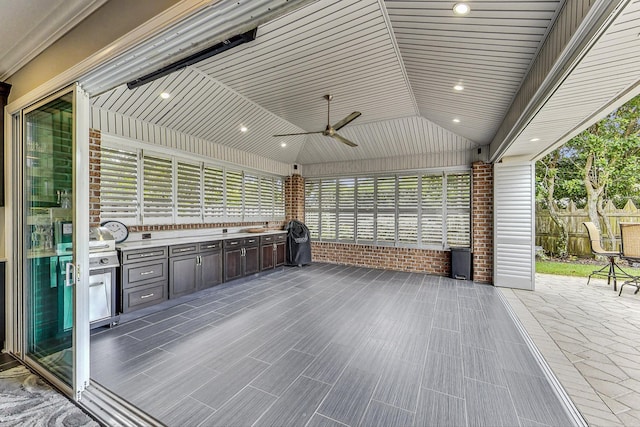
xmin=116 ymin=229 xmax=286 ymax=251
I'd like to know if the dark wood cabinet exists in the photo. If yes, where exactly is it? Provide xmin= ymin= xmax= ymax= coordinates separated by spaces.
xmin=118 ymin=246 xmax=169 ymax=313
xmin=224 ymin=237 xmax=260 ymax=280
xmin=170 ymin=241 xmax=222 ymax=297
xmin=260 ymin=233 xmax=287 ymax=271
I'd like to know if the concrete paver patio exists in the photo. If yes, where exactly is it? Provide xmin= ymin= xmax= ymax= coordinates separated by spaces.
xmin=502 ymin=273 xmax=640 ymax=426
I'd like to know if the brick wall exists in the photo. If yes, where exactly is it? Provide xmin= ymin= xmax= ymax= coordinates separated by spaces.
xmin=285 ymin=174 xmax=304 ymax=222
xmin=472 ymin=161 xmax=493 ymax=283
xmin=89 ymin=129 xmax=285 ymax=232
xmin=311 ymin=242 xmax=451 ymax=275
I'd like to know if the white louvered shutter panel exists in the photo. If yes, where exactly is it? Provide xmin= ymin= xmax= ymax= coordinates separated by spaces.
xmin=338 ymin=178 xmax=355 ymax=241
xmin=225 ymin=169 xmax=243 ymax=220
xmin=203 ymin=165 xmax=224 ymax=220
xmin=397 ymin=175 xmax=418 ymax=245
xmin=421 ymin=174 xmax=444 ymax=247
xmin=494 ymin=162 xmax=535 ymax=290
xmin=446 ymin=173 xmax=471 ymax=247
xmin=142 ymin=153 xmax=173 ymax=224
xmin=244 ymin=173 xmax=260 ymax=220
xmin=274 ymin=178 xmax=285 ymax=219
xmin=100 ymin=146 xmax=139 ymax=224
xmin=176 ymin=161 xmax=202 ymax=223
xmin=356 ymin=177 xmax=374 ymax=242
xmin=305 ymin=179 xmax=320 ymax=239
xmin=376 ymin=176 xmax=396 ymax=244
xmin=320 ymin=179 xmax=337 ymax=240
xmin=260 ymin=176 xmax=275 ymax=218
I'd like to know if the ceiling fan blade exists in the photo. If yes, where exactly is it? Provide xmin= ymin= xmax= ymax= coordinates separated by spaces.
xmin=332 ymin=112 xmax=361 ymax=131
xmin=331 ymin=133 xmax=358 ymax=147
xmin=273 ymin=131 xmax=323 ymax=137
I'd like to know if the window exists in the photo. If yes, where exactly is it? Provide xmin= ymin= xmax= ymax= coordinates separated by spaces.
xmin=100 ymin=141 xmax=285 ymax=225
xmin=142 ymin=153 xmax=173 ymax=224
xmin=99 ymin=146 xmax=139 ymax=225
xmin=305 ymin=171 xmax=471 ymax=249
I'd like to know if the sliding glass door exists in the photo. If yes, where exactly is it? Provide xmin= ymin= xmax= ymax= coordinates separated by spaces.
xmin=19 ymin=85 xmax=90 ymax=397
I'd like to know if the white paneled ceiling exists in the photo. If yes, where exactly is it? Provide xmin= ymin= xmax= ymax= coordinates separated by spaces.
xmin=91 ymin=0 xmax=615 ymax=167
xmin=385 ymin=0 xmax=562 ymax=144
xmin=504 ymin=0 xmax=640 ymax=159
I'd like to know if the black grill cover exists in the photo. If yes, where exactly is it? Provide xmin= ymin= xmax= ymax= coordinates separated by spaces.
xmin=285 ymin=220 xmax=312 ymax=266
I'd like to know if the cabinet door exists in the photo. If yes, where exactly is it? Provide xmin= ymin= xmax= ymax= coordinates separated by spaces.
xmin=275 ymin=242 xmax=286 ymax=267
xmin=169 ymin=255 xmax=198 ymax=298
xmin=224 ymin=248 xmax=243 ymax=282
xmin=244 ymin=246 xmax=260 ymax=276
xmin=260 ymin=244 xmax=274 ymax=271
xmin=200 ymin=251 xmax=222 ymax=290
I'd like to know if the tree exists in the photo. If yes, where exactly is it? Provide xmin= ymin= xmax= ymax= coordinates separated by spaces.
xmin=536 ymin=150 xmax=569 ymax=257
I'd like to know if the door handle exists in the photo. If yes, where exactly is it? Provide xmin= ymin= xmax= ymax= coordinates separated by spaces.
xmin=65 ymin=262 xmax=76 ymax=287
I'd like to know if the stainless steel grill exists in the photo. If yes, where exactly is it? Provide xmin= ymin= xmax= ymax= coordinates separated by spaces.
xmin=88 ymin=226 xmax=119 ymax=328
xmin=89 ymin=226 xmax=119 ymax=270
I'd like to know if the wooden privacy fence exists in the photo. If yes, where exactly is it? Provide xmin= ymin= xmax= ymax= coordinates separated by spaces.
xmin=536 ymin=200 xmax=640 ymax=257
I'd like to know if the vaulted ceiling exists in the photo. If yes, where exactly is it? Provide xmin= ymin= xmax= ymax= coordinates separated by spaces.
xmin=88 ymin=0 xmax=633 ymax=166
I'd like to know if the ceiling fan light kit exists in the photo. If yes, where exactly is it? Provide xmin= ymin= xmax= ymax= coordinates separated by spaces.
xmin=274 ymin=94 xmax=361 ymax=147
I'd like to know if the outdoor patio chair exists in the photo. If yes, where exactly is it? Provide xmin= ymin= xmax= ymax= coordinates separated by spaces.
xmin=583 ymin=221 xmax=627 ymax=291
xmin=617 ymin=223 xmax=640 ymax=296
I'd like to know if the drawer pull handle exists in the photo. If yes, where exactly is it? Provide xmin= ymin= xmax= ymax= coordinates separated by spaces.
xmin=177 ymin=247 xmax=195 ymax=252
xmin=140 ymin=293 xmax=154 ymax=299
xmin=136 ymin=251 xmax=162 ymax=258
xmin=203 ymin=245 xmax=217 ymax=249
xmin=229 ymin=242 xmax=238 ymax=245
xmin=248 ymin=239 xmax=255 ymax=243
xmin=140 ymin=270 xmax=155 ymax=276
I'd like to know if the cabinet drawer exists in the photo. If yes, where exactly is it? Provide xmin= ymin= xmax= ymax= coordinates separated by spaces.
xmin=244 ymin=237 xmax=259 ymax=247
xmin=123 ymin=282 xmax=166 ymax=312
xmin=199 ymin=240 xmax=222 ymax=252
xmin=260 ymin=235 xmax=274 ymax=244
xmin=123 ymin=259 xmax=167 ymax=287
xmin=170 ymin=243 xmax=198 ymax=257
xmin=274 ymin=233 xmax=287 ymax=242
xmin=224 ymin=238 xmax=243 ymax=249
xmin=121 ymin=247 xmax=168 ymax=264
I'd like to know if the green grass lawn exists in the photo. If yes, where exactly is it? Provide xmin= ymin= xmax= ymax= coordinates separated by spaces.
xmin=536 ymin=261 xmax=640 ymax=278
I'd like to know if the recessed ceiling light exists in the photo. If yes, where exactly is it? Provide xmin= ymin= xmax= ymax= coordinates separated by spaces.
xmin=240 ymin=126 xmax=248 ymax=133
xmin=530 ymin=137 xmax=540 ymax=142
xmin=453 ymin=3 xmax=470 ymax=15
xmin=281 ymin=142 xmax=287 ymax=148
xmin=160 ymin=92 xmax=171 ymax=99
xmin=453 ymin=84 xmax=464 ymax=91
xmin=453 ymin=118 xmax=461 ymax=123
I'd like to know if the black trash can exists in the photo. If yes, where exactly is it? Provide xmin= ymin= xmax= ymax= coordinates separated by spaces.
xmin=451 ymin=247 xmax=472 ymax=280
xmin=285 ymin=220 xmax=312 ymax=267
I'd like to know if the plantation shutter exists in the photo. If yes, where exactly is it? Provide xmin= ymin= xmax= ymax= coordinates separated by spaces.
xmin=446 ymin=173 xmax=471 ymax=247
xmin=100 ymin=146 xmax=139 ymax=224
xmin=274 ymin=178 xmax=285 ymax=218
xmin=397 ymin=175 xmax=419 ymax=244
xmin=260 ymin=176 xmax=275 ymax=218
xmin=494 ymin=162 xmax=535 ymax=290
xmin=244 ymin=173 xmax=260 ymax=219
xmin=176 ymin=161 xmax=202 ymax=222
xmin=376 ymin=176 xmax=396 ymax=244
xmin=203 ymin=165 xmax=224 ymax=220
xmin=338 ymin=178 xmax=355 ymax=241
xmin=421 ymin=174 xmax=444 ymax=247
xmin=305 ymin=179 xmax=320 ymax=239
xmin=225 ymin=169 xmax=243 ymax=219
xmin=142 ymin=153 xmax=173 ymax=224
xmin=320 ymin=179 xmax=337 ymax=240
xmin=356 ymin=177 xmax=375 ymax=242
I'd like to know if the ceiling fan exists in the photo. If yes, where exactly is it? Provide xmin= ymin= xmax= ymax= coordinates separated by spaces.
xmin=273 ymin=94 xmax=361 ymax=147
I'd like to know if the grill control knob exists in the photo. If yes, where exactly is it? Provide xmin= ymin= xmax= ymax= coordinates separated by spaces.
xmin=100 ymin=258 xmax=110 ymax=265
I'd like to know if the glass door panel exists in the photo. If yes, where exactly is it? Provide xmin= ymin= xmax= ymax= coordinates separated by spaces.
xmin=24 ymin=92 xmax=74 ymax=386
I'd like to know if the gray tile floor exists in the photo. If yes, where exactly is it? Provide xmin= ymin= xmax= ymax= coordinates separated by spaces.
xmin=91 ymin=264 xmax=577 ymax=427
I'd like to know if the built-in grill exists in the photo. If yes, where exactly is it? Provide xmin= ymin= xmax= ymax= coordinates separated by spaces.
xmin=88 ymin=227 xmax=120 ymax=328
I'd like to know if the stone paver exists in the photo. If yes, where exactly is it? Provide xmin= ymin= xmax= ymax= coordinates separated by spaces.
xmin=503 ymin=273 xmax=640 ymax=426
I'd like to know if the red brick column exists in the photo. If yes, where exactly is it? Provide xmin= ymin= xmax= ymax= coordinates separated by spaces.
xmin=89 ymin=129 xmax=101 ymax=227
xmin=472 ymin=161 xmax=493 ymax=284
xmin=285 ymin=174 xmax=305 ymax=221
